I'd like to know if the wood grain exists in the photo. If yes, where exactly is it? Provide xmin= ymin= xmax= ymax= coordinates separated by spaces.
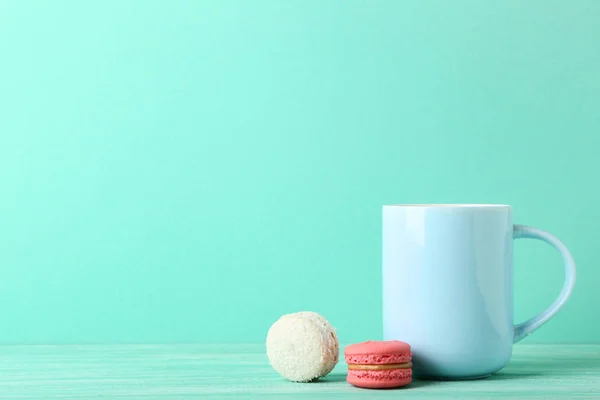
xmin=0 ymin=344 xmax=598 ymax=399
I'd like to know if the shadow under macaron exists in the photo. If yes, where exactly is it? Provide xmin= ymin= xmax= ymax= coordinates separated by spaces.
xmin=312 ymin=372 xmax=347 ymax=383
xmin=319 ymin=372 xmax=439 ymax=389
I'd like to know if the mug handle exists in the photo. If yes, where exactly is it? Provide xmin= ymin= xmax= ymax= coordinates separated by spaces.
xmin=512 ymin=225 xmax=576 ymax=343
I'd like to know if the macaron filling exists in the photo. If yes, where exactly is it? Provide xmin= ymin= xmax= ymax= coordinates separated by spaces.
xmin=347 ymin=361 xmax=412 ymax=371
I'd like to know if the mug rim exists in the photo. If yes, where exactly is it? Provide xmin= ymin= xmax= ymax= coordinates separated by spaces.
xmin=383 ymin=204 xmax=511 ymax=208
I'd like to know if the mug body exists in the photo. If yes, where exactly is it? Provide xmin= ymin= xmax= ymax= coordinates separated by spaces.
xmin=382 ymin=204 xmax=514 ymax=379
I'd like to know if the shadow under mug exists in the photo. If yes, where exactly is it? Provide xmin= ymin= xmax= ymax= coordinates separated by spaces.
xmin=382 ymin=204 xmax=575 ymax=380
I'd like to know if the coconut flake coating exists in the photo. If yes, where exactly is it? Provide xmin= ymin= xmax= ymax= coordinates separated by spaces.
xmin=266 ymin=311 xmax=339 ymax=382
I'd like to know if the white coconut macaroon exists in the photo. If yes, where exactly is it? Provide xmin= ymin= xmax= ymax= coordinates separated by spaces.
xmin=266 ymin=311 xmax=339 ymax=382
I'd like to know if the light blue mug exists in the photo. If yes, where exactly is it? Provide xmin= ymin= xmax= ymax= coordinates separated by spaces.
xmin=382 ymin=204 xmax=575 ymax=380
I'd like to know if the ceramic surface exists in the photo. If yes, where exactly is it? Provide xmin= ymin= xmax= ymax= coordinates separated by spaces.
xmin=382 ymin=204 xmax=576 ymax=379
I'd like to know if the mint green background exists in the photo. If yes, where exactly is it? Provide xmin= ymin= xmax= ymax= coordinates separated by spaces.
xmin=0 ymin=1 xmax=598 ymax=344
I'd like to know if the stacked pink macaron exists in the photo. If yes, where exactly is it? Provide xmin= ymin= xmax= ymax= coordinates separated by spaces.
xmin=344 ymin=340 xmax=412 ymax=389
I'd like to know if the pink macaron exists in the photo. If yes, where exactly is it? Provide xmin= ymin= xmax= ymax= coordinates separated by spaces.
xmin=344 ymin=340 xmax=412 ymax=389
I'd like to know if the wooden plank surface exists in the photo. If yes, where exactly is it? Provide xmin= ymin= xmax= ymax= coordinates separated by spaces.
xmin=0 ymin=344 xmax=598 ymax=399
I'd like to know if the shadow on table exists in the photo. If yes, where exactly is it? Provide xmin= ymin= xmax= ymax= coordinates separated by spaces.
xmin=317 ymin=373 xmax=346 ymax=383
xmin=490 ymin=352 xmax=600 ymax=380
xmin=318 ymin=373 xmax=440 ymax=388
xmin=317 ymin=351 xmax=600 ymax=385
xmin=407 ymin=379 xmax=441 ymax=388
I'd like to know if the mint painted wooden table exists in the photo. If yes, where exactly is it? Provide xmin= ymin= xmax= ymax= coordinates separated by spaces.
xmin=0 ymin=344 xmax=598 ymax=399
